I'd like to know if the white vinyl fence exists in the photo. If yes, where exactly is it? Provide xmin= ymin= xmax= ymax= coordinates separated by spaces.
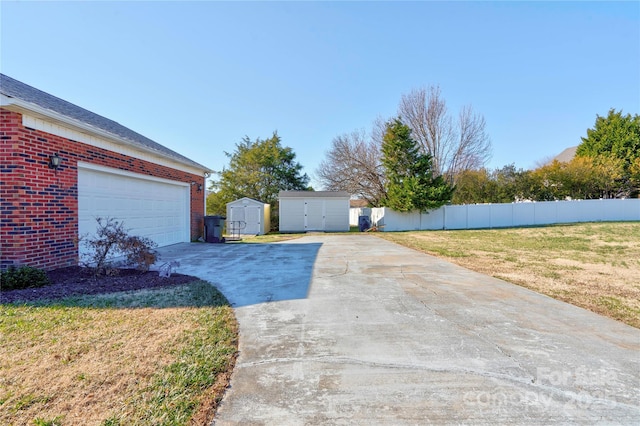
xmin=350 ymin=199 xmax=640 ymax=232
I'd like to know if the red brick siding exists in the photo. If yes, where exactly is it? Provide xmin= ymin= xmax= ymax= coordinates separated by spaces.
xmin=1 ymin=109 xmax=205 ymax=271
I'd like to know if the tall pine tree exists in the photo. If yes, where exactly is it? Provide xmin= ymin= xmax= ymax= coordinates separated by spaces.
xmin=381 ymin=118 xmax=454 ymax=212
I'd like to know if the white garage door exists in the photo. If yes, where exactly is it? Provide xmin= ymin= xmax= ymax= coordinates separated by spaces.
xmin=78 ymin=164 xmax=190 ymax=254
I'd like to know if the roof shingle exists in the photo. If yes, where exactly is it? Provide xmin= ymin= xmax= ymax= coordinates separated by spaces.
xmin=0 ymin=73 xmax=210 ymax=172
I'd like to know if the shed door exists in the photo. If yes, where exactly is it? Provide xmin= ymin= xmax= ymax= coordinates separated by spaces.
xmin=304 ymin=199 xmax=325 ymax=231
xmin=229 ymin=206 xmax=245 ymax=223
xmin=244 ymin=206 xmax=261 ymax=235
xmin=78 ymin=165 xmax=189 ymax=255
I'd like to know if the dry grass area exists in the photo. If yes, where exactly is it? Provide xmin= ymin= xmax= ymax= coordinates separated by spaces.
xmin=376 ymin=222 xmax=640 ymax=328
xmin=0 ymin=281 xmax=238 ymax=426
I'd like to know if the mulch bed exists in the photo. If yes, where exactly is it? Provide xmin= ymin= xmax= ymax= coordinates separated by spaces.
xmin=1 ymin=266 xmax=200 ymax=304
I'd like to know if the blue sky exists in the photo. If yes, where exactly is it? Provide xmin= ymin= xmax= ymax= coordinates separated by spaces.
xmin=2 ymin=1 xmax=638 ymax=189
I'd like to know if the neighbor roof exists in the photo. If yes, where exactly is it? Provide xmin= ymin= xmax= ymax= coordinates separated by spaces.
xmin=0 ymin=73 xmax=211 ymax=173
xmin=350 ymin=198 xmax=369 ymax=208
xmin=551 ymin=146 xmax=578 ymax=164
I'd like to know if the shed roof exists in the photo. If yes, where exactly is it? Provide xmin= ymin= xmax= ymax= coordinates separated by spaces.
xmin=227 ymin=197 xmax=268 ymax=206
xmin=279 ymin=191 xmax=350 ymax=198
xmin=0 ymin=73 xmax=211 ymax=173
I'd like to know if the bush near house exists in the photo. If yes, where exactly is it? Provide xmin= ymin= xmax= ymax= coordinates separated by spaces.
xmin=0 ymin=265 xmax=50 ymax=291
xmin=80 ymin=217 xmax=158 ymax=276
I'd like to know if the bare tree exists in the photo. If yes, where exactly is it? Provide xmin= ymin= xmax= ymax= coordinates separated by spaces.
xmin=399 ymin=86 xmax=492 ymax=183
xmin=316 ymin=129 xmax=387 ymax=206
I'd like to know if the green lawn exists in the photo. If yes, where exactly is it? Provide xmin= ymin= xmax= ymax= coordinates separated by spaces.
xmin=0 ymin=281 xmax=238 ymax=425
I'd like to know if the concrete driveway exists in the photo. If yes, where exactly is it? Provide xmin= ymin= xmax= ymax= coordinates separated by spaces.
xmin=157 ymin=235 xmax=640 ymax=425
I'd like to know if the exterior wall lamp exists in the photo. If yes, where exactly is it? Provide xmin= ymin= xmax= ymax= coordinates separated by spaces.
xmin=191 ymin=181 xmax=203 ymax=192
xmin=49 ymin=153 xmax=61 ymax=170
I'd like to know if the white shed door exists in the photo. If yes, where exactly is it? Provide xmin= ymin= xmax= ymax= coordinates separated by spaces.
xmin=304 ymin=199 xmax=325 ymax=231
xmin=229 ymin=205 xmax=261 ymax=235
xmin=245 ymin=206 xmax=261 ymax=235
xmin=229 ymin=206 xmax=245 ymax=223
xmin=78 ymin=165 xmax=190 ymax=254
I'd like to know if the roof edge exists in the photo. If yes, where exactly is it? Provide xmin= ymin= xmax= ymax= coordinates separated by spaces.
xmin=279 ymin=190 xmax=351 ymax=198
xmin=2 ymin=94 xmax=213 ymax=175
xmin=226 ymin=197 xmax=268 ymax=206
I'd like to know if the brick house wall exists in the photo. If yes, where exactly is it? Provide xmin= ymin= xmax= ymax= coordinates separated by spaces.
xmin=1 ymin=109 xmax=205 ymax=271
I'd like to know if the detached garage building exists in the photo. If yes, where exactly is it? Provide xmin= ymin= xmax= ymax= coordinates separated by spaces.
xmin=279 ymin=191 xmax=350 ymax=233
xmin=0 ymin=74 xmax=212 ymax=270
xmin=226 ymin=197 xmax=270 ymax=235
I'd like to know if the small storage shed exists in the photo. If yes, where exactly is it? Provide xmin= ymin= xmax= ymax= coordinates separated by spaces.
xmin=226 ymin=197 xmax=270 ymax=235
xmin=279 ymin=191 xmax=350 ymax=233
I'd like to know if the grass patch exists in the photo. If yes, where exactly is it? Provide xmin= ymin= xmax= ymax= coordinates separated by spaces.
xmin=33 ymin=416 xmax=64 ymax=426
xmin=0 ymin=281 xmax=238 ymax=425
xmin=377 ymin=222 xmax=640 ymax=328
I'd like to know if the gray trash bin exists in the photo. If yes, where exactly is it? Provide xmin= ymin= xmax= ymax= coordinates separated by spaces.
xmin=204 ymin=215 xmax=226 ymax=243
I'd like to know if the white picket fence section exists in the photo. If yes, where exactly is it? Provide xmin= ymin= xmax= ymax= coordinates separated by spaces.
xmin=350 ymin=199 xmax=640 ymax=232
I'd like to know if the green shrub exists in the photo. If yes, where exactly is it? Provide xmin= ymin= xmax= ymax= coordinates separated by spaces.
xmin=1 ymin=265 xmax=50 ymax=291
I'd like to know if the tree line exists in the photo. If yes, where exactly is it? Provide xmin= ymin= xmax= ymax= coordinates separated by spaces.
xmin=207 ymin=86 xmax=639 ymax=231
xmin=453 ymin=109 xmax=639 ymax=203
xmin=319 ymin=97 xmax=639 ymax=205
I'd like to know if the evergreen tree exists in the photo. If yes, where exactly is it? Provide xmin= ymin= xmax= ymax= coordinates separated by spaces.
xmin=576 ymin=109 xmax=640 ymax=197
xmin=577 ymin=109 xmax=640 ymax=168
xmin=381 ymin=118 xmax=454 ymax=212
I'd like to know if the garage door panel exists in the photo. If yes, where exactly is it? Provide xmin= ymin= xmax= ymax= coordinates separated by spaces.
xmin=78 ymin=167 xmax=189 ymax=256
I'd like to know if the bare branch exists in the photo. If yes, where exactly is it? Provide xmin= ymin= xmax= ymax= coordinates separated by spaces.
xmin=316 ymin=128 xmax=387 ymax=206
xmin=399 ymin=86 xmax=492 ymax=183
